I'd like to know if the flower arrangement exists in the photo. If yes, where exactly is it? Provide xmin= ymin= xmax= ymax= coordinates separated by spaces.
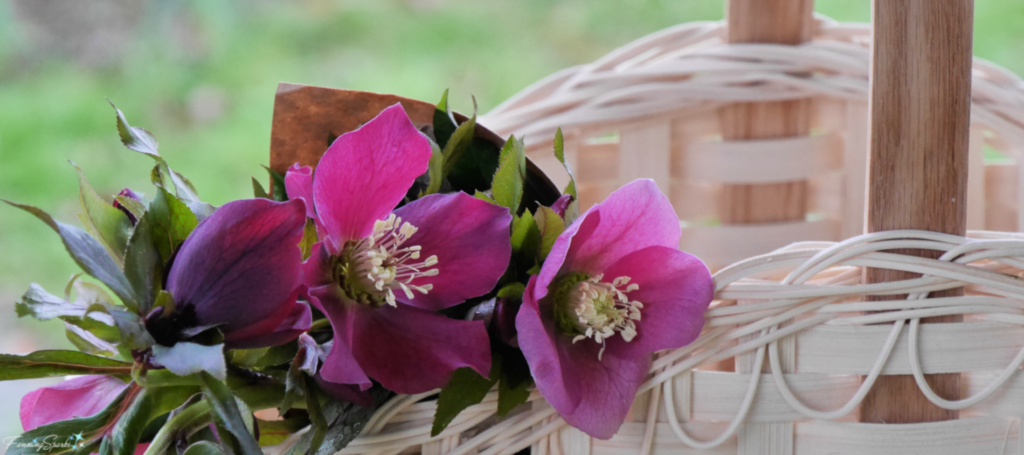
xmin=1 ymin=92 xmax=713 ymax=455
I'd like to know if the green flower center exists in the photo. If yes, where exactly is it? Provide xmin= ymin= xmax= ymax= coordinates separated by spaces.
xmin=550 ymin=272 xmax=643 ymax=359
xmin=333 ymin=214 xmax=438 ymax=307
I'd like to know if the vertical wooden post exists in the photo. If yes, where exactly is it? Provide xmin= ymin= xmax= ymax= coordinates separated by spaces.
xmin=719 ymin=0 xmax=814 ymax=225
xmin=716 ymin=0 xmax=814 ymax=376
xmin=723 ymin=3 xmax=813 ymax=453
xmin=860 ymin=0 xmax=974 ymax=423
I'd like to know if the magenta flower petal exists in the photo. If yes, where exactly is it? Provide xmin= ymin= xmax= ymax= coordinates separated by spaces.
xmin=302 ymin=241 xmax=336 ymax=289
xmin=601 ymin=246 xmax=712 ymax=355
xmin=309 ymin=285 xmax=372 ymax=390
xmin=285 ymin=164 xmax=317 ymax=221
xmin=351 ymin=303 xmax=491 ymax=394
xmin=20 ymin=376 xmax=127 ymax=431
xmin=390 ymin=192 xmax=512 ymax=310
xmin=515 ymin=277 xmax=579 ymax=414
xmin=516 ymin=278 xmax=649 ymax=439
xmin=315 ymin=373 xmax=373 ymax=407
xmin=555 ymin=345 xmax=650 ymax=439
xmin=550 ymin=194 xmax=572 ymax=218
xmin=560 ymin=179 xmax=680 ymax=275
xmin=312 ymin=104 xmax=432 ymax=244
xmin=222 ymin=290 xmax=312 ymax=349
xmin=166 ymin=198 xmax=306 ymax=336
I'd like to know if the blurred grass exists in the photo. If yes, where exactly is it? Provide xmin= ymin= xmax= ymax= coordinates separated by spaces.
xmin=0 ymin=0 xmax=1021 ymax=355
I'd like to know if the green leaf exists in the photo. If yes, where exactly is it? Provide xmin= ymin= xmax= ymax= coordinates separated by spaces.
xmin=74 ymin=163 xmax=132 ymax=262
xmin=284 ymin=388 xmax=390 ymax=455
xmin=253 ymin=340 xmax=299 ymax=369
xmin=256 ymin=415 xmax=310 ymax=447
xmin=422 ymin=138 xmax=444 ymax=196
xmin=441 ymin=97 xmax=477 ymax=178
xmin=100 ymin=386 xmax=198 ymax=455
xmin=251 ymin=178 xmax=270 ymax=199
xmin=182 ymin=441 xmax=227 ymax=455
xmin=20 ymin=278 xmax=150 ymax=353
xmin=152 ymin=343 xmax=226 ymax=380
xmin=552 ymin=129 xmax=580 ymax=223
xmin=17 ymin=282 xmax=107 ymax=322
xmin=491 ymin=136 xmax=526 ymax=214
xmin=100 ymin=304 xmax=155 ymax=350
xmin=497 ymin=282 xmax=525 ymax=300
xmin=299 ymin=219 xmax=318 ymax=261
xmin=262 ymin=165 xmax=288 ymax=202
xmin=534 ymin=206 xmax=566 ymax=263
xmin=432 ymin=89 xmax=456 ymax=149
xmin=230 ymin=348 xmax=270 ymax=368
xmin=510 ymin=211 xmax=541 ymax=266
xmin=304 ymin=376 xmax=328 ymax=455
xmin=281 ymin=336 xmax=321 ymax=414
xmin=0 ymin=350 xmax=132 ymax=380
xmin=431 ymin=364 xmax=498 ymax=437
xmin=143 ymin=401 xmax=214 ymax=455
xmin=473 ymin=190 xmax=496 ymax=204
xmin=494 ymin=349 xmax=533 ymax=417
xmin=115 ymin=195 xmax=146 ymax=222
xmin=5 ymin=384 xmax=139 ymax=455
xmin=552 ymin=129 xmax=577 ymax=199
xmin=110 ymin=102 xmax=214 ymax=219
xmin=199 ymin=372 xmax=263 ymax=455
xmin=497 ymin=370 xmax=532 ymax=417
xmin=447 ymin=137 xmax=501 ymax=194
xmin=3 ymin=200 xmax=137 ymax=309
xmin=123 ymin=188 xmax=197 ymax=313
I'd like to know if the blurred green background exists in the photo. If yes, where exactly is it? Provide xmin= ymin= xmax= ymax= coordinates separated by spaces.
xmin=0 ymin=0 xmax=1021 ymax=437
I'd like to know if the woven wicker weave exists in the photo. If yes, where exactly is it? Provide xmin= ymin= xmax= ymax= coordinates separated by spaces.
xmin=481 ymin=16 xmax=1024 ymax=271
xmin=266 ymin=16 xmax=1024 ymax=455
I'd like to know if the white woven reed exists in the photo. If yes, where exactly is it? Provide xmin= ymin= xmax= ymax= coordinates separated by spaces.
xmin=268 ymin=230 xmax=1024 ymax=455
xmin=479 ymin=16 xmax=1024 ymax=151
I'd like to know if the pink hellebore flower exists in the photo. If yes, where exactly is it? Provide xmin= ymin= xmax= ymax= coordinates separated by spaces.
xmin=516 ymin=179 xmax=714 ymax=439
xmin=285 ymin=104 xmax=511 ymax=395
xmin=20 ymin=375 xmax=127 ymax=431
xmin=149 ymin=198 xmax=311 ymax=349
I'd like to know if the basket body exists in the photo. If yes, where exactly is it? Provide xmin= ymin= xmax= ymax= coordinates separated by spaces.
xmin=481 ymin=18 xmax=1024 ymax=271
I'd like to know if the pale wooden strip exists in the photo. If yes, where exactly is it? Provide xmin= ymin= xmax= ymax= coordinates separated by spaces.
xmin=679 ymin=219 xmax=840 ymax=271
xmin=689 ymin=371 xmax=859 ymax=423
xmin=807 ymin=174 xmax=841 ymax=220
xmin=796 ymin=321 xmax=1024 ymax=375
xmin=576 ymin=141 xmax=619 ymax=182
xmin=794 ymin=417 xmax=1019 ymax=455
xmin=683 ymin=134 xmax=842 ymax=184
xmin=577 ymin=181 xmax=617 ymax=213
xmin=968 ymin=125 xmax=987 ymax=230
xmin=558 ymin=426 xmax=591 ymax=455
xmin=737 ymin=298 xmax=795 ymax=453
xmin=986 ymin=162 xmax=1019 ymax=231
xmin=528 ymin=153 xmax=571 ymax=192
xmin=966 ymin=371 xmax=1024 ymax=418
xmin=592 ymin=422 xmax=736 ymax=455
xmin=421 ymin=440 xmax=444 ymax=455
xmin=840 ymin=102 xmax=868 ymax=239
xmin=619 ymin=120 xmax=672 ymax=191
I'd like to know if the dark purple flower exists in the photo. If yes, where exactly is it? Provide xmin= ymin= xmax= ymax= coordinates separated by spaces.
xmin=285 ymin=104 xmax=511 ymax=395
xmin=516 ymin=179 xmax=713 ymax=439
xmin=153 ymin=198 xmax=311 ymax=349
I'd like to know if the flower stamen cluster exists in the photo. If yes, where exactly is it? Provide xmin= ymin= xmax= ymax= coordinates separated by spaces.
xmin=555 ymin=273 xmax=643 ymax=360
xmin=340 ymin=214 xmax=439 ymax=306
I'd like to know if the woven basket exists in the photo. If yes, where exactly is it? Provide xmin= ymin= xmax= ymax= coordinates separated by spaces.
xmin=480 ymin=15 xmax=1024 ymax=271
xmin=264 ymin=13 xmax=1024 ymax=455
